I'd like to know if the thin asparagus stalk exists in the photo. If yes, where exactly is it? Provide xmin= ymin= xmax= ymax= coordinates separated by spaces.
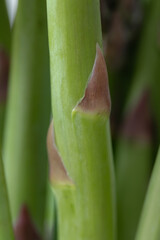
xmin=135 ymin=146 xmax=160 ymax=240
xmin=125 ymin=0 xmax=160 ymax=119
xmin=116 ymin=90 xmax=152 ymax=240
xmin=101 ymin=0 xmax=144 ymax=140
xmin=47 ymin=1 xmax=116 ymax=239
xmin=115 ymin=0 xmax=160 ymax=236
xmin=3 ymin=0 xmax=51 ymax=231
xmin=0 ymin=0 xmax=11 ymax=148
xmin=0 ymin=151 xmax=14 ymax=240
xmin=0 ymin=0 xmax=11 ymax=54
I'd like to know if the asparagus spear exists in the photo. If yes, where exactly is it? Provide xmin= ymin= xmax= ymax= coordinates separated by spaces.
xmin=3 ymin=0 xmax=51 ymax=231
xmin=116 ymin=90 xmax=152 ymax=240
xmin=0 ymin=0 xmax=11 ymax=148
xmin=115 ymin=0 xmax=160 ymax=237
xmin=135 ymin=146 xmax=160 ymax=240
xmin=125 ymin=0 xmax=160 ymax=133
xmin=0 ymin=151 xmax=14 ymax=240
xmin=47 ymin=1 xmax=116 ymax=239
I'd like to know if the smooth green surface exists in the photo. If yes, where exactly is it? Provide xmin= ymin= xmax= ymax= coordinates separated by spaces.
xmin=3 ymin=0 xmax=51 ymax=230
xmin=116 ymin=139 xmax=151 ymax=240
xmin=135 ymin=147 xmax=160 ymax=240
xmin=0 ymin=152 xmax=14 ymax=240
xmin=53 ymin=117 xmax=116 ymax=240
xmin=47 ymin=1 xmax=116 ymax=239
xmin=0 ymin=105 xmax=5 ymax=149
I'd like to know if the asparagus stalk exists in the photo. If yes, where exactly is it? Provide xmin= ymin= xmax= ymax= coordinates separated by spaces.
xmin=47 ymin=1 xmax=116 ymax=239
xmin=0 ymin=151 xmax=14 ymax=240
xmin=0 ymin=0 xmax=11 ymax=148
xmin=0 ymin=0 xmax=11 ymax=54
xmin=125 ymin=0 xmax=160 ymax=119
xmin=115 ymin=0 xmax=160 ymax=236
xmin=116 ymin=90 xmax=152 ymax=240
xmin=135 ymin=146 xmax=160 ymax=240
xmin=3 ymin=0 xmax=51 ymax=231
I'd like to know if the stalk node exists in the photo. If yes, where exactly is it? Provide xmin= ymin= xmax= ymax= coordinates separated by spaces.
xmin=72 ymin=44 xmax=111 ymax=116
xmin=47 ymin=120 xmax=74 ymax=187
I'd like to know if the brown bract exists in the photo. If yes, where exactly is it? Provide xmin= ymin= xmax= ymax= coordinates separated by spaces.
xmin=14 ymin=206 xmax=41 ymax=240
xmin=0 ymin=48 xmax=9 ymax=102
xmin=121 ymin=90 xmax=153 ymax=143
xmin=47 ymin=120 xmax=73 ymax=185
xmin=76 ymin=44 xmax=111 ymax=115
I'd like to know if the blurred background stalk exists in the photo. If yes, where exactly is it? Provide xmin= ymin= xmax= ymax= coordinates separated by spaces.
xmin=0 ymin=150 xmax=14 ymax=240
xmin=3 ymin=0 xmax=51 ymax=234
xmin=125 ymin=0 xmax=160 ymax=137
xmin=116 ymin=90 xmax=152 ymax=240
xmin=100 ymin=0 xmax=144 ymax=143
xmin=135 ymin=146 xmax=160 ymax=240
xmin=115 ymin=0 xmax=160 ymax=238
xmin=0 ymin=0 xmax=11 ymax=149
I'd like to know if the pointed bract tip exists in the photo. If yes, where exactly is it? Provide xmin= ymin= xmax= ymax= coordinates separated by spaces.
xmin=75 ymin=43 xmax=111 ymax=115
xmin=121 ymin=90 xmax=153 ymax=142
xmin=0 ymin=48 xmax=9 ymax=102
xmin=47 ymin=120 xmax=74 ymax=186
xmin=14 ymin=206 xmax=41 ymax=240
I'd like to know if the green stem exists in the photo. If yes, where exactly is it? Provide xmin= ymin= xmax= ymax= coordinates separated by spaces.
xmin=0 ymin=0 xmax=11 ymax=54
xmin=0 ymin=0 xmax=11 ymax=149
xmin=116 ymin=91 xmax=152 ymax=240
xmin=135 ymin=146 xmax=160 ymax=240
xmin=116 ymin=141 xmax=151 ymax=240
xmin=47 ymin=1 xmax=116 ymax=239
xmin=3 ymin=0 xmax=50 ymax=231
xmin=125 ymin=0 xmax=160 ymax=116
xmin=0 ymin=151 xmax=14 ymax=240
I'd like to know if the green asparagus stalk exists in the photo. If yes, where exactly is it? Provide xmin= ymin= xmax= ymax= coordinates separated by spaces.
xmin=116 ymin=90 xmax=152 ymax=240
xmin=3 ymin=0 xmax=51 ymax=231
xmin=135 ymin=146 xmax=160 ymax=240
xmin=125 ymin=0 xmax=160 ymax=122
xmin=115 ymin=0 xmax=160 ymax=236
xmin=0 ymin=0 xmax=11 ymax=54
xmin=0 ymin=151 xmax=14 ymax=240
xmin=0 ymin=0 xmax=11 ymax=148
xmin=47 ymin=1 xmax=116 ymax=239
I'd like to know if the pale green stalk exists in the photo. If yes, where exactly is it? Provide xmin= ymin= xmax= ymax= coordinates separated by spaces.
xmin=0 ymin=151 xmax=14 ymax=240
xmin=47 ymin=1 xmax=116 ymax=239
xmin=3 ymin=0 xmax=50 ymax=231
xmin=135 ymin=146 xmax=160 ymax=240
